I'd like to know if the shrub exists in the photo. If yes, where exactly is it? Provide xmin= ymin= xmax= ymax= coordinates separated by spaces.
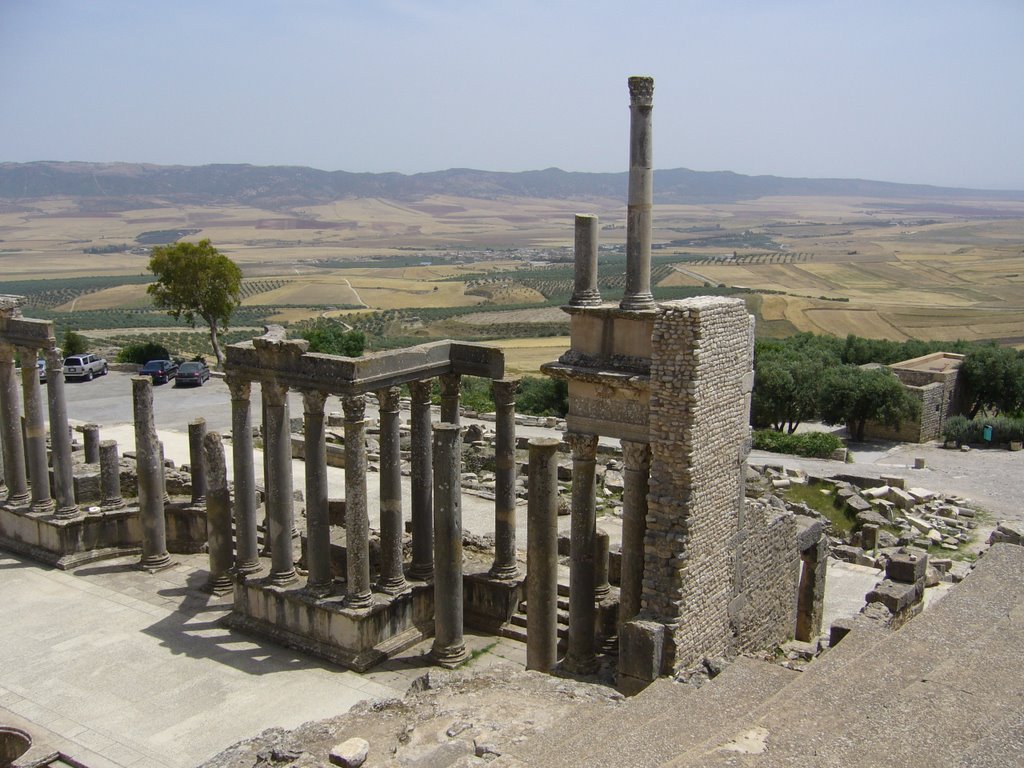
xmin=62 ymin=329 xmax=89 ymax=356
xmin=752 ymin=429 xmax=844 ymax=458
xmin=516 ymin=377 xmax=568 ymax=417
xmin=117 ymin=341 xmax=172 ymax=365
xmin=944 ymin=414 xmax=1024 ymax=445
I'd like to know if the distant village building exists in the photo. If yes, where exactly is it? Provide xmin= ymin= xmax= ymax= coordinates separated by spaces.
xmin=863 ymin=352 xmax=964 ymax=442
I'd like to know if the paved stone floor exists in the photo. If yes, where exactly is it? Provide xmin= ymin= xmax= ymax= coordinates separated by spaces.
xmin=0 ymin=551 xmax=527 ymax=768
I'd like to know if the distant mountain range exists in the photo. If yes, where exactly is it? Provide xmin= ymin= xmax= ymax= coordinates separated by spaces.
xmin=1 ymin=161 xmax=1021 ymax=210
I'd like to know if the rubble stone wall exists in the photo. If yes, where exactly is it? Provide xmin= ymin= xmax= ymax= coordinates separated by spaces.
xmin=729 ymin=500 xmax=800 ymax=653
xmin=864 ymin=381 xmax=945 ymax=443
xmin=643 ymin=296 xmax=755 ymax=670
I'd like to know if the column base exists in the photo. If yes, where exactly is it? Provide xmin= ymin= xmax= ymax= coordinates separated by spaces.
xmin=54 ymin=505 xmax=81 ymax=521
xmin=407 ymin=563 xmax=434 ymax=582
xmin=431 ymin=641 xmax=468 ymax=668
xmin=568 ymin=291 xmax=602 ymax=308
xmin=270 ymin=568 xmax=299 ymax=587
xmin=303 ymin=580 xmax=334 ymax=599
xmin=6 ymin=491 xmax=31 ymax=510
xmin=619 ymin=293 xmax=656 ymax=311
xmin=235 ymin=559 xmax=263 ymax=576
xmin=488 ymin=563 xmax=520 ymax=581
xmin=100 ymin=499 xmax=125 ymax=512
xmin=204 ymin=573 xmax=234 ymax=596
xmin=345 ymin=590 xmax=374 ymax=610
xmin=139 ymin=552 xmax=173 ymax=572
xmin=594 ymin=585 xmax=611 ymax=600
xmin=378 ymin=576 xmax=410 ymax=596
xmin=31 ymin=499 xmax=56 ymax=515
xmin=561 ymin=654 xmax=598 ymax=676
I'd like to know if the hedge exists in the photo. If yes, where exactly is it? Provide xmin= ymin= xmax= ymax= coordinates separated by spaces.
xmin=752 ymin=429 xmax=844 ymax=458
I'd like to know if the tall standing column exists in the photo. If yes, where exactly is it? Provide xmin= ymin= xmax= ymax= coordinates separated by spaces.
xmin=133 ymin=377 xmax=171 ymax=571
xmin=81 ymin=423 xmax=101 ymax=464
xmin=188 ymin=418 xmax=208 ymax=506
xmin=377 ymin=386 xmax=408 ymax=594
xmin=490 ymin=377 xmax=519 ymax=579
xmin=203 ymin=431 xmax=234 ymax=595
xmin=526 ymin=437 xmax=561 ymax=673
xmin=19 ymin=346 xmax=53 ymax=514
xmin=343 ymin=394 xmax=372 ymax=608
xmin=431 ymin=422 xmax=467 ymax=667
xmin=570 ymin=214 xmax=602 ymax=307
xmin=408 ymin=380 xmax=434 ymax=581
xmin=263 ymin=381 xmax=297 ymax=586
xmin=620 ymin=75 xmax=656 ymax=311
xmin=302 ymin=389 xmax=332 ymax=597
xmin=619 ymin=440 xmax=651 ymax=632
xmin=439 ymin=373 xmax=461 ymax=427
xmin=44 ymin=348 xmax=78 ymax=518
xmin=0 ymin=344 xmax=28 ymax=506
xmin=227 ymin=377 xmax=261 ymax=575
xmin=99 ymin=439 xmax=125 ymax=510
xmin=565 ymin=431 xmax=599 ymax=674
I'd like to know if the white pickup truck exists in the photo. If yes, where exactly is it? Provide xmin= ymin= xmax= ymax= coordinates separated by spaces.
xmin=63 ymin=353 xmax=108 ymax=381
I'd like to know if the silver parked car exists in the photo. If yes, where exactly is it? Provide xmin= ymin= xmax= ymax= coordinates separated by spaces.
xmin=63 ymin=353 xmax=108 ymax=381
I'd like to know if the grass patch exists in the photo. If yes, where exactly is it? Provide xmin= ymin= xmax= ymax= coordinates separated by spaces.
xmin=459 ymin=641 xmax=498 ymax=667
xmin=782 ymin=481 xmax=854 ymax=535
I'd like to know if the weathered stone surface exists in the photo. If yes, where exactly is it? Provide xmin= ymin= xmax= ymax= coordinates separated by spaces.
xmin=855 ymin=509 xmax=891 ymax=528
xmin=867 ymin=579 xmax=921 ymax=613
xmin=887 ymin=550 xmax=928 ymax=584
xmin=845 ymin=494 xmax=872 ymax=513
xmin=329 ymin=737 xmax=369 ymax=767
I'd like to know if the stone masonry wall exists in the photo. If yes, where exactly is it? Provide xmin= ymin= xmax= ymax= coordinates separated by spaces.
xmin=643 ymin=296 xmax=755 ymax=670
xmin=864 ymin=382 xmax=944 ymax=443
xmin=728 ymin=499 xmax=800 ymax=653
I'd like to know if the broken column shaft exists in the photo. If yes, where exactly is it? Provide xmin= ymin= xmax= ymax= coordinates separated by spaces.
xmin=570 ymin=214 xmax=601 ymax=307
xmin=343 ymin=394 xmax=372 ymax=608
xmin=19 ymin=346 xmax=53 ymax=514
xmin=526 ymin=437 xmax=561 ymax=673
xmin=620 ymin=75 xmax=655 ymax=311
xmin=82 ymin=423 xmax=101 ymax=464
xmin=98 ymin=439 xmax=124 ymax=510
xmin=408 ymin=380 xmax=434 ymax=581
xmin=228 ymin=377 xmax=261 ymax=575
xmin=490 ymin=378 xmax=519 ymax=579
xmin=132 ymin=377 xmax=170 ymax=571
xmin=188 ymin=418 xmax=208 ymax=506
xmin=44 ymin=347 xmax=78 ymax=518
xmin=203 ymin=431 xmax=234 ymax=595
xmin=0 ymin=344 xmax=28 ymax=506
xmin=431 ymin=422 xmax=467 ymax=667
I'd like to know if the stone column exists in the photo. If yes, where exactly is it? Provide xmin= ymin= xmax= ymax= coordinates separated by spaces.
xmin=260 ymin=391 xmax=271 ymax=551
xmin=302 ymin=389 xmax=332 ymax=597
xmin=620 ymin=75 xmax=655 ymax=311
xmin=133 ymin=377 xmax=170 ymax=571
xmin=431 ymin=422 xmax=467 ymax=667
xmin=228 ymin=377 xmax=261 ymax=575
xmin=594 ymin=528 xmax=611 ymax=600
xmin=570 ymin=214 xmax=601 ymax=307
xmin=203 ymin=431 xmax=233 ymax=595
xmin=263 ymin=381 xmax=297 ymax=586
xmin=377 ymin=386 xmax=408 ymax=594
xmin=188 ymin=418 xmax=208 ymax=506
xmin=490 ymin=377 xmax=519 ymax=579
xmin=439 ymin=373 xmax=461 ymax=427
xmin=619 ymin=440 xmax=651 ymax=631
xmin=158 ymin=442 xmax=170 ymax=506
xmin=526 ymin=437 xmax=561 ymax=673
xmin=0 ymin=344 xmax=28 ymax=506
xmin=19 ymin=346 xmax=53 ymax=514
xmin=564 ymin=432 xmax=599 ymax=674
xmin=343 ymin=394 xmax=372 ymax=608
xmin=796 ymin=537 xmax=828 ymax=642
xmin=99 ymin=439 xmax=124 ymax=510
xmin=44 ymin=347 xmax=78 ymax=519
xmin=81 ymin=423 xmax=101 ymax=464
xmin=408 ymin=379 xmax=434 ymax=581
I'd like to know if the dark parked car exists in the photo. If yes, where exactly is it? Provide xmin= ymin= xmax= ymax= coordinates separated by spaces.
xmin=140 ymin=359 xmax=178 ymax=384
xmin=175 ymin=361 xmax=211 ymax=387
xmin=63 ymin=353 xmax=108 ymax=381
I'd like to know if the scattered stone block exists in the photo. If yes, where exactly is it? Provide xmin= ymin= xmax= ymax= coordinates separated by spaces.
xmin=989 ymin=522 xmax=1024 ymax=546
xmin=908 ymin=487 xmax=937 ymax=503
xmin=887 ymin=550 xmax=928 ymax=584
xmin=330 ymin=737 xmax=369 ymax=768
xmin=855 ymin=509 xmax=891 ymax=529
xmin=888 ymin=487 xmax=915 ymax=510
xmin=845 ymin=494 xmax=872 ymax=514
xmin=880 ymin=474 xmax=905 ymax=489
xmin=862 ymin=485 xmax=890 ymax=499
xmin=867 ymin=579 xmax=921 ymax=614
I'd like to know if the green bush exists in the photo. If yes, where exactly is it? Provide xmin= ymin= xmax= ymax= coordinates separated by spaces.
xmin=516 ymin=377 xmax=568 ymax=417
xmin=752 ymin=429 xmax=844 ymax=458
xmin=943 ymin=414 xmax=1024 ymax=445
xmin=116 ymin=341 xmax=172 ymax=365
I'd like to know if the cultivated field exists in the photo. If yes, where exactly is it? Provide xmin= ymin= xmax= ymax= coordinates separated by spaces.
xmin=2 ymin=191 xmax=1023 ymax=370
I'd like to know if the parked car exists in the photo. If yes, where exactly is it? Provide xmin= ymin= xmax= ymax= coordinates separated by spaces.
xmin=175 ymin=361 xmax=211 ymax=387
xmin=141 ymin=359 xmax=179 ymax=384
xmin=63 ymin=353 xmax=108 ymax=381
xmin=36 ymin=358 xmax=46 ymax=383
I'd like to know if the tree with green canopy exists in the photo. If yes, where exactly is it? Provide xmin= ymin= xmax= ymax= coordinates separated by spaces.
xmin=818 ymin=365 xmax=920 ymax=442
xmin=147 ymin=239 xmax=242 ymax=367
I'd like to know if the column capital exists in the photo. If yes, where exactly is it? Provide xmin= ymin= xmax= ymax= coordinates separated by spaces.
xmin=408 ymin=378 xmax=432 ymax=405
xmin=343 ymin=393 xmax=366 ymax=422
xmin=14 ymin=344 xmax=39 ymax=363
xmin=565 ymin=431 xmax=598 ymax=461
xmin=262 ymin=379 xmax=288 ymax=408
xmin=628 ymin=75 xmax=654 ymax=107
xmin=491 ymin=377 xmax=520 ymax=406
xmin=301 ymin=388 xmax=328 ymax=415
xmin=225 ymin=375 xmax=251 ymax=402
xmin=43 ymin=347 xmax=63 ymax=370
xmin=622 ymin=439 xmax=652 ymax=471
xmin=376 ymin=385 xmax=401 ymax=414
xmin=439 ymin=372 xmax=461 ymax=398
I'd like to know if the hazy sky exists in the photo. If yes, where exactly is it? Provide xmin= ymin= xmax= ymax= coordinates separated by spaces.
xmin=2 ymin=0 xmax=1022 ymax=189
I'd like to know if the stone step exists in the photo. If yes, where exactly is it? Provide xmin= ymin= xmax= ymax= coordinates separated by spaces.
xmin=658 ymin=544 xmax=1024 ymax=767
xmin=508 ymin=657 xmax=796 ymax=767
xmin=517 ymin=597 xmax=570 ymax=614
xmin=509 ymin=609 xmax=569 ymax=630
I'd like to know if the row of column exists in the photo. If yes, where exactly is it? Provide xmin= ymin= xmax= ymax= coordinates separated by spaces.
xmin=225 ymin=373 xmax=520 ymax=608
